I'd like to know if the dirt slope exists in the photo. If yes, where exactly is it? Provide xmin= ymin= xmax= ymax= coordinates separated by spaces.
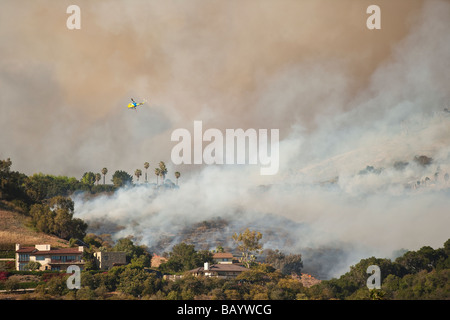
xmin=0 ymin=208 xmax=69 ymax=247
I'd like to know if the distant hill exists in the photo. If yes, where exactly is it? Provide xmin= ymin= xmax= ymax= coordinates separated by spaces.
xmin=295 ymin=112 xmax=450 ymax=185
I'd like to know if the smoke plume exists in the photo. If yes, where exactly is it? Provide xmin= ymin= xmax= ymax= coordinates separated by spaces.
xmin=1 ymin=0 xmax=450 ymax=278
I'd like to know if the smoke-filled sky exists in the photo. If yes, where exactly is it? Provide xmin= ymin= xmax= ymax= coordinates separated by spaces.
xmin=0 ymin=0 xmax=439 ymax=177
xmin=1 ymin=0 xmax=450 ymax=278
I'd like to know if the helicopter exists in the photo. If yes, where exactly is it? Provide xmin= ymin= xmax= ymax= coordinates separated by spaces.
xmin=127 ymin=98 xmax=146 ymax=111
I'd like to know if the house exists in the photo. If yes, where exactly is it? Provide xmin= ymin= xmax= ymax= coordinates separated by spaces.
xmin=212 ymin=252 xmax=234 ymax=264
xmin=190 ymin=262 xmax=248 ymax=279
xmin=93 ymin=251 xmax=127 ymax=270
xmin=15 ymin=244 xmax=85 ymax=271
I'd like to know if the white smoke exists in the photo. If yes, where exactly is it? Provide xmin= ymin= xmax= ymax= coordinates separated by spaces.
xmin=73 ymin=0 xmax=450 ymax=279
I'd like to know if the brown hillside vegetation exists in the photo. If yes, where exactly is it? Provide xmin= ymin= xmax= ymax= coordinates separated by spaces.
xmin=0 ymin=205 xmax=69 ymax=247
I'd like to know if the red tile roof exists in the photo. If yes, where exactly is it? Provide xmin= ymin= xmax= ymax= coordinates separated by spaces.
xmin=32 ymin=248 xmax=82 ymax=255
xmin=15 ymin=247 xmax=35 ymax=253
xmin=213 ymin=252 xmax=234 ymax=259
xmin=16 ymin=246 xmax=82 ymax=255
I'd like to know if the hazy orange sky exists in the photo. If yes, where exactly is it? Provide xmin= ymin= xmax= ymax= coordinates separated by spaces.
xmin=1 ymin=0 xmax=448 ymax=179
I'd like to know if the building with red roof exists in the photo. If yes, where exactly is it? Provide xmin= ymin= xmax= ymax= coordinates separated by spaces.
xmin=212 ymin=252 xmax=235 ymax=264
xmin=15 ymin=244 xmax=85 ymax=271
xmin=190 ymin=262 xmax=248 ymax=279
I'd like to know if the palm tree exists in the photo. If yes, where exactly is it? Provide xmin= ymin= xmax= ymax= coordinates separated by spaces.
xmin=144 ymin=162 xmax=149 ymax=183
xmin=154 ymin=168 xmax=161 ymax=185
xmin=135 ymin=169 xmax=142 ymax=183
xmin=95 ymin=173 xmax=101 ymax=185
xmin=159 ymin=171 xmax=164 ymax=185
xmin=174 ymin=171 xmax=180 ymax=185
xmin=159 ymin=161 xmax=168 ymax=184
xmin=101 ymin=168 xmax=108 ymax=185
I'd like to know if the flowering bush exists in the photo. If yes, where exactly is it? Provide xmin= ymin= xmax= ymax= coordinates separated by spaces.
xmin=41 ymin=272 xmax=66 ymax=282
xmin=0 ymin=271 xmax=10 ymax=281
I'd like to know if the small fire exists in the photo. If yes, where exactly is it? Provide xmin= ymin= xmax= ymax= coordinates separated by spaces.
xmin=297 ymin=273 xmax=321 ymax=288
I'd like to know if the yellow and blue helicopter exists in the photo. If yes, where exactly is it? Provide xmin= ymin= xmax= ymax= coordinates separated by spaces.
xmin=127 ymin=98 xmax=147 ymax=111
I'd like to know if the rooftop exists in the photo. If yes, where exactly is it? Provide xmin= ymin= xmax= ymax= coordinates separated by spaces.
xmin=15 ymin=244 xmax=83 ymax=255
xmin=213 ymin=252 xmax=234 ymax=259
xmin=15 ymin=246 xmax=36 ymax=253
xmin=32 ymin=247 xmax=83 ymax=255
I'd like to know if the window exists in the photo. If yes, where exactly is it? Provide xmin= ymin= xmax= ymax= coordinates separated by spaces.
xmin=19 ymin=254 xmax=30 ymax=261
xmin=65 ymin=255 xmax=78 ymax=261
xmin=36 ymin=256 xmax=45 ymax=261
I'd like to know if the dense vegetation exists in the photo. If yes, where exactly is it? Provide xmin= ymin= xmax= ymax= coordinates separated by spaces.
xmin=308 ymin=240 xmax=450 ymax=300
xmin=1 ymin=231 xmax=449 ymax=300
xmin=0 ymin=158 xmax=174 ymax=241
xmin=0 ymin=158 xmax=175 ymax=205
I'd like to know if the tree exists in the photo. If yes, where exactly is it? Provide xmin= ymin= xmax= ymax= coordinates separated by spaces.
xmin=175 ymin=171 xmax=180 ymax=185
xmin=81 ymin=172 xmax=96 ymax=186
xmin=129 ymin=254 xmax=151 ymax=269
xmin=30 ymin=203 xmax=54 ymax=234
xmin=197 ymin=250 xmax=214 ymax=266
xmin=0 ymin=158 xmax=30 ymax=202
xmin=159 ymin=242 xmax=213 ymax=273
xmin=215 ymin=246 xmax=224 ymax=253
xmin=4 ymin=277 xmax=19 ymax=292
xmin=112 ymin=170 xmax=133 ymax=188
xmin=396 ymin=246 xmax=446 ymax=273
xmin=95 ymin=173 xmax=101 ymax=185
xmin=134 ymin=169 xmax=142 ymax=183
xmin=117 ymin=268 xmax=156 ymax=297
xmin=24 ymin=261 xmax=41 ymax=271
xmin=232 ymin=228 xmax=263 ymax=268
xmin=265 ymin=249 xmax=303 ymax=275
xmin=163 ymin=242 xmax=198 ymax=272
xmin=69 ymin=238 xmax=79 ymax=247
xmin=154 ymin=168 xmax=161 ymax=185
xmin=69 ymin=218 xmax=89 ymax=241
xmin=113 ymin=238 xmax=148 ymax=263
xmin=144 ymin=162 xmax=149 ymax=183
xmin=49 ymin=196 xmax=87 ymax=240
xmin=0 ymin=158 xmax=12 ymax=175
xmin=29 ymin=196 xmax=87 ymax=240
xmin=83 ymin=233 xmax=106 ymax=249
xmin=158 ymin=161 xmax=168 ymax=184
xmin=42 ymin=275 xmax=68 ymax=296
xmin=0 ymin=158 xmax=12 ymax=197
xmin=101 ymin=168 xmax=108 ymax=185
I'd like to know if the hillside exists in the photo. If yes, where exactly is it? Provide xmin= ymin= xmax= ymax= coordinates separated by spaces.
xmin=0 ymin=202 xmax=69 ymax=248
xmin=295 ymin=111 xmax=450 ymax=184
